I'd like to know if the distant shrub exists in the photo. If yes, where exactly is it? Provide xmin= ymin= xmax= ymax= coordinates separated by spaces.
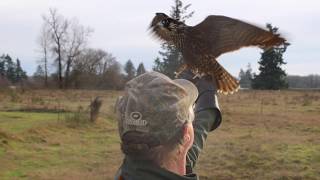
xmin=31 ymin=96 xmax=45 ymax=105
xmin=9 ymin=90 xmax=21 ymax=103
xmin=64 ymin=106 xmax=90 ymax=128
xmin=0 ymin=76 xmax=11 ymax=88
xmin=302 ymin=94 xmax=312 ymax=106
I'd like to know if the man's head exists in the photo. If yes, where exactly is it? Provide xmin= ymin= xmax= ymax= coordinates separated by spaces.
xmin=115 ymin=71 xmax=198 ymax=165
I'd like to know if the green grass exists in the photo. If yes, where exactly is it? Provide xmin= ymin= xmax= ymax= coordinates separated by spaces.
xmin=4 ymin=170 xmax=28 ymax=179
xmin=0 ymin=111 xmax=60 ymax=133
xmin=0 ymin=121 xmax=120 ymax=179
xmin=279 ymin=144 xmax=320 ymax=164
xmin=0 ymin=147 xmax=5 ymax=157
xmin=0 ymin=103 xmax=121 ymax=180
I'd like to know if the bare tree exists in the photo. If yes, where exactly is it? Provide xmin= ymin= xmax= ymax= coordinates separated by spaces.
xmin=41 ymin=8 xmax=93 ymax=89
xmin=42 ymin=8 xmax=69 ymax=89
xmin=71 ymin=48 xmax=108 ymax=88
xmin=99 ymin=51 xmax=116 ymax=75
xmin=100 ymin=60 xmax=124 ymax=89
xmin=64 ymin=19 xmax=92 ymax=88
xmin=71 ymin=48 xmax=123 ymax=89
xmin=73 ymin=49 xmax=115 ymax=75
xmin=73 ymin=49 xmax=106 ymax=74
xmin=37 ymin=23 xmax=51 ymax=87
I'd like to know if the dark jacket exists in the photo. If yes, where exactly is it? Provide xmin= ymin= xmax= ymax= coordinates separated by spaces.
xmin=115 ymin=108 xmax=221 ymax=180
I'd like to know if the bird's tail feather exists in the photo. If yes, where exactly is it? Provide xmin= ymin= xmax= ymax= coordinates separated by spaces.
xmin=208 ymin=61 xmax=240 ymax=94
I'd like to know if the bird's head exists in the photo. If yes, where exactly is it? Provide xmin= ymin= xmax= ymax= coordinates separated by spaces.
xmin=150 ymin=12 xmax=185 ymax=41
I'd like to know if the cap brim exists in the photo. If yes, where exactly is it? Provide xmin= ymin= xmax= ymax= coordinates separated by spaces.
xmin=173 ymin=79 xmax=198 ymax=106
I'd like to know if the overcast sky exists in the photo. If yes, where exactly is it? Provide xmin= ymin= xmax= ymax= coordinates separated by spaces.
xmin=0 ymin=0 xmax=319 ymax=76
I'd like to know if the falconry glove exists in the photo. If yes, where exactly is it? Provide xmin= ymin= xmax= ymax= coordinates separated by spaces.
xmin=178 ymin=69 xmax=220 ymax=114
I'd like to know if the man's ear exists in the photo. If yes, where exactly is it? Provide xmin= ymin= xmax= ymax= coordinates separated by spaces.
xmin=182 ymin=123 xmax=194 ymax=147
xmin=184 ymin=133 xmax=190 ymax=142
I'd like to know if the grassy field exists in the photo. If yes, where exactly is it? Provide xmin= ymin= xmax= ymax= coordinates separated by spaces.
xmin=0 ymin=89 xmax=319 ymax=179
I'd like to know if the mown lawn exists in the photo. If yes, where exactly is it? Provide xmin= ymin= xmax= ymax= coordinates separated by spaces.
xmin=0 ymin=89 xmax=319 ymax=179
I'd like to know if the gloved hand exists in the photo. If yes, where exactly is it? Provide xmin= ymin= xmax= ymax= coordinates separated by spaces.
xmin=177 ymin=69 xmax=220 ymax=113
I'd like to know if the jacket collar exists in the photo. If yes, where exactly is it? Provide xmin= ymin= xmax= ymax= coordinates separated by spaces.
xmin=116 ymin=156 xmax=198 ymax=180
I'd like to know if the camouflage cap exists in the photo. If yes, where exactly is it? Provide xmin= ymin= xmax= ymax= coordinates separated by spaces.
xmin=116 ymin=71 xmax=198 ymax=146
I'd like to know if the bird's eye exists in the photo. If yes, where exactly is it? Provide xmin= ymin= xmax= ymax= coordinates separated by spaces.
xmin=161 ymin=19 xmax=168 ymax=25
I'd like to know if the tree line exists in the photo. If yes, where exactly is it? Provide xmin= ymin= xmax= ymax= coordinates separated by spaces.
xmin=33 ymin=51 xmax=146 ymax=89
xmin=287 ymin=75 xmax=320 ymax=89
xmin=0 ymin=51 xmax=146 ymax=90
xmin=239 ymin=64 xmax=320 ymax=89
xmin=0 ymin=54 xmax=27 ymax=87
xmin=33 ymin=8 xmax=146 ymax=89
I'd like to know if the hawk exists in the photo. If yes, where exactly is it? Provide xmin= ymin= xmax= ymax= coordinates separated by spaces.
xmin=150 ymin=13 xmax=287 ymax=94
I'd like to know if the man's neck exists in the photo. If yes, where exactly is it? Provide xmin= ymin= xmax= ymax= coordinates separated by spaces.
xmin=162 ymin=153 xmax=187 ymax=175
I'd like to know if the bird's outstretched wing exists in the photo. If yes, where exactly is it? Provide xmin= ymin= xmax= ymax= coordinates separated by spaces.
xmin=190 ymin=15 xmax=286 ymax=57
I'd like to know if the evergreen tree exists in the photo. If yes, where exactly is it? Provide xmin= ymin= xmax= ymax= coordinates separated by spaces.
xmin=136 ymin=62 xmax=146 ymax=76
xmin=0 ymin=55 xmax=5 ymax=77
xmin=33 ymin=65 xmax=45 ymax=79
xmin=15 ymin=59 xmax=27 ymax=83
xmin=4 ymin=55 xmax=17 ymax=83
xmin=153 ymin=0 xmax=194 ymax=78
xmin=124 ymin=59 xmax=136 ymax=81
xmin=239 ymin=63 xmax=253 ymax=88
xmin=252 ymin=24 xmax=289 ymax=90
xmin=0 ymin=55 xmax=27 ymax=84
